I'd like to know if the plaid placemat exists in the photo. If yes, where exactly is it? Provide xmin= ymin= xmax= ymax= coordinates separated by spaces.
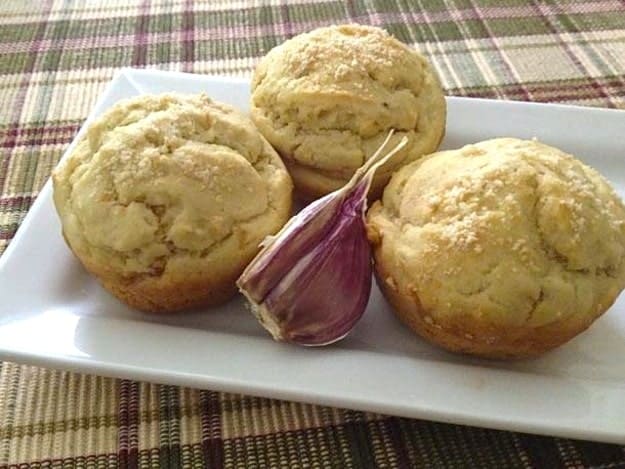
xmin=1 ymin=0 xmax=625 ymax=467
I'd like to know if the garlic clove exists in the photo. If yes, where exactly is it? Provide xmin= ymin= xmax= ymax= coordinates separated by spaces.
xmin=260 ymin=192 xmax=372 ymax=345
xmin=239 ymin=192 xmax=342 ymax=305
xmin=237 ymin=132 xmax=408 ymax=346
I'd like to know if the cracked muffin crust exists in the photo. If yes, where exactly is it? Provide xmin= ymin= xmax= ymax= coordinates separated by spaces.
xmin=53 ymin=93 xmax=293 ymax=313
xmin=367 ymin=138 xmax=625 ymax=358
xmin=251 ymin=24 xmax=446 ymax=200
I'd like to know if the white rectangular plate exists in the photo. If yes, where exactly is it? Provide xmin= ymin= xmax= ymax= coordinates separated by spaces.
xmin=2 ymin=68 xmax=625 ymax=443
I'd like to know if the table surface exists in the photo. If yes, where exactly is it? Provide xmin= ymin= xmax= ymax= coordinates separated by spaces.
xmin=1 ymin=0 xmax=624 ymax=467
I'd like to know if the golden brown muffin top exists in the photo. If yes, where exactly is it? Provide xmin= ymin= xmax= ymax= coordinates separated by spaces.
xmin=368 ymin=138 xmax=625 ymax=328
xmin=251 ymin=24 xmax=446 ymax=196
xmin=53 ymin=93 xmax=292 ymax=277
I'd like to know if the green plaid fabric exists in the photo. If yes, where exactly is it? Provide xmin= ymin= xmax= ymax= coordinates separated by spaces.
xmin=1 ymin=0 xmax=625 ymax=467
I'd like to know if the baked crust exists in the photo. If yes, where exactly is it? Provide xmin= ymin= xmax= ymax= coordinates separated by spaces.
xmin=53 ymin=93 xmax=293 ymax=313
xmin=251 ymin=24 xmax=446 ymax=200
xmin=372 ymin=251 xmax=615 ymax=359
xmin=367 ymin=138 xmax=625 ymax=358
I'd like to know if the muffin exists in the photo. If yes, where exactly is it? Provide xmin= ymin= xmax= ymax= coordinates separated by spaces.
xmin=251 ymin=24 xmax=446 ymax=200
xmin=367 ymin=138 xmax=625 ymax=359
xmin=53 ymin=93 xmax=292 ymax=313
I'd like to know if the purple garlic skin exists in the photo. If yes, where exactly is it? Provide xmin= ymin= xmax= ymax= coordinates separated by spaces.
xmin=260 ymin=184 xmax=372 ymax=345
xmin=237 ymin=133 xmax=407 ymax=346
xmin=238 ymin=192 xmax=342 ymax=306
